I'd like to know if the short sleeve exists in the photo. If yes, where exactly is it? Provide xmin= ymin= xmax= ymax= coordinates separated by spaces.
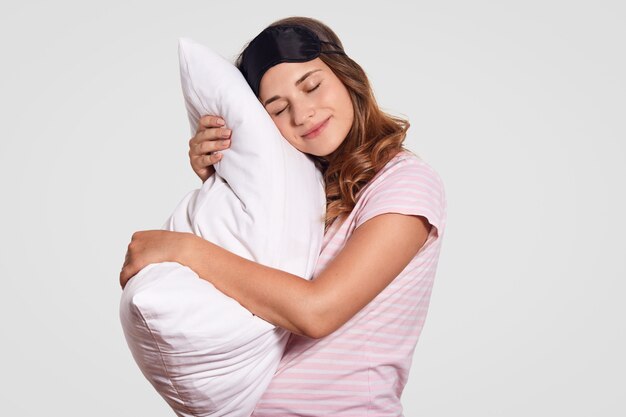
xmin=354 ymin=158 xmax=447 ymax=240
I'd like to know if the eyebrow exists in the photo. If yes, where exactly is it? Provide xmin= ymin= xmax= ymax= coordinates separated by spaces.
xmin=263 ymin=69 xmax=322 ymax=107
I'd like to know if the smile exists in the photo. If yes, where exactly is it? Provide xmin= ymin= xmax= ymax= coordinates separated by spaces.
xmin=303 ymin=117 xmax=330 ymax=139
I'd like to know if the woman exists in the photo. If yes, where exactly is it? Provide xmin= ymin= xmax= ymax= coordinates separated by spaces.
xmin=120 ymin=16 xmax=446 ymax=416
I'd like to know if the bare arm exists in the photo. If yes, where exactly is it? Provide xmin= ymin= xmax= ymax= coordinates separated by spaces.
xmin=180 ymin=213 xmax=431 ymax=339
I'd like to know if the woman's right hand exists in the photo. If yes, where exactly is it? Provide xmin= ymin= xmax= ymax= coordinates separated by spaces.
xmin=188 ymin=115 xmax=232 ymax=183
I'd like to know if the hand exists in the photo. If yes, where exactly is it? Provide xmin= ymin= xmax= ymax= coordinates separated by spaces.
xmin=189 ymin=115 xmax=232 ymax=183
xmin=119 ymin=230 xmax=198 ymax=290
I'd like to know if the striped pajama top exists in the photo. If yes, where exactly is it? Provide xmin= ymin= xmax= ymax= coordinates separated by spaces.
xmin=251 ymin=149 xmax=447 ymax=416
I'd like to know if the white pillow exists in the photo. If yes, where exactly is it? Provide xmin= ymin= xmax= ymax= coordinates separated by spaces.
xmin=119 ymin=37 xmax=326 ymax=417
xmin=175 ymin=37 xmax=326 ymax=273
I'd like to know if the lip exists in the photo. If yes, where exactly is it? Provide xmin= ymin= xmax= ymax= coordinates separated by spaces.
xmin=303 ymin=117 xmax=330 ymax=139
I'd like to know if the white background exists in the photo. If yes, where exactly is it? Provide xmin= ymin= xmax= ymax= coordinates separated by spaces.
xmin=0 ymin=1 xmax=624 ymax=415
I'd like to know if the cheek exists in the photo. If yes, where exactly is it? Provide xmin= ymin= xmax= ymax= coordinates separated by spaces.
xmin=320 ymin=87 xmax=336 ymax=103
xmin=341 ymin=92 xmax=354 ymax=122
xmin=327 ymin=83 xmax=350 ymax=115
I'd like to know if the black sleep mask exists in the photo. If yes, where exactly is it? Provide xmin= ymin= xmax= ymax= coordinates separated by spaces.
xmin=239 ymin=24 xmax=347 ymax=97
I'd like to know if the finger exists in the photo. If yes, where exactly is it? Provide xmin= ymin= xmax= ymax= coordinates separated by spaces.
xmin=190 ymin=152 xmax=218 ymax=173
xmin=188 ymin=128 xmax=230 ymax=154
xmin=197 ymin=138 xmax=231 ymax=155
xmin=196 ymin=115 xmax=225 ymax=133
xmin=200 ymin=126 xmax=231 ymax=141
xmin=200 ymin=152 xmax=223 ymax=166
xmin=192 ymin=152 xmax=222 ymax=171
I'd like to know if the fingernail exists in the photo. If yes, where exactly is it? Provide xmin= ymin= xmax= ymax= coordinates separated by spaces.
xmin=222 ymin=129 xmax=231 ymax=138
xmin=216 ymin=118 xmax=225 ymax=125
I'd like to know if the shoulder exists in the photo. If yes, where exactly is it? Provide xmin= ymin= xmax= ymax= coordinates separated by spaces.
xmin=376 ymin=149 xmax=444 ymax=190
xmin=358 ymin=149 xmax=446 ymax=206
xmin=354 ymin=149 xmax=447 ymax=234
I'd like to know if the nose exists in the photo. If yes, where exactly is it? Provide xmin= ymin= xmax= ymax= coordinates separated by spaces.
xmin=291 ymin=98 xmax=315 ymax=126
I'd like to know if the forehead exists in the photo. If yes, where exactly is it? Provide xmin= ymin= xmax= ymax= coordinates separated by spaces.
xmin=259 ymin=58 xmax=326 ymax=95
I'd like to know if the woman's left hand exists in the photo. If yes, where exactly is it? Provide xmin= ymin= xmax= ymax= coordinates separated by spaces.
xmin=119 ymin=230 xmax=197 ymax=290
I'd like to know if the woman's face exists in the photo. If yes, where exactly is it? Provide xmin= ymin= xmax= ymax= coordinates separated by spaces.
xmin=258 ymin=58 xmax=354 ymax=157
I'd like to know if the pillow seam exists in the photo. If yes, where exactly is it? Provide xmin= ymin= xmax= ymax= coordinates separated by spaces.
xmin=134 ymin=303 xmax=198 ymax=417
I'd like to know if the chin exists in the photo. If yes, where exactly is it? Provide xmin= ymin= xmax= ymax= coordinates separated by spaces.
xmin=310 ymin=142 xmax=342 ymax=158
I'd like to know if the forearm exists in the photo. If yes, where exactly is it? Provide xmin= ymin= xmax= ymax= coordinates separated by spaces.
xmin=180 ymin=235 xmax=318 ymax=337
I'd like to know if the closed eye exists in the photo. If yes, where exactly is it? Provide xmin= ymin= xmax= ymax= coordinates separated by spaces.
xmin=274 ymin=82 xmax=322 ymax=116
xmin=308 ymin=82 xmax=322 ymax=93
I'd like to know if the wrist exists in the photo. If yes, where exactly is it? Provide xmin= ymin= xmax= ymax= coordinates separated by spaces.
xmin=179 ymin=233 xmax=203 ymax=269
xmin=202 ymin=166 xmax=216 ymax=183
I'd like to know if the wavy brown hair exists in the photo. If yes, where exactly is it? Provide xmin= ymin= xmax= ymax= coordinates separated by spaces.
xmin=235 ymin=17 xmax=414 ymax=232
